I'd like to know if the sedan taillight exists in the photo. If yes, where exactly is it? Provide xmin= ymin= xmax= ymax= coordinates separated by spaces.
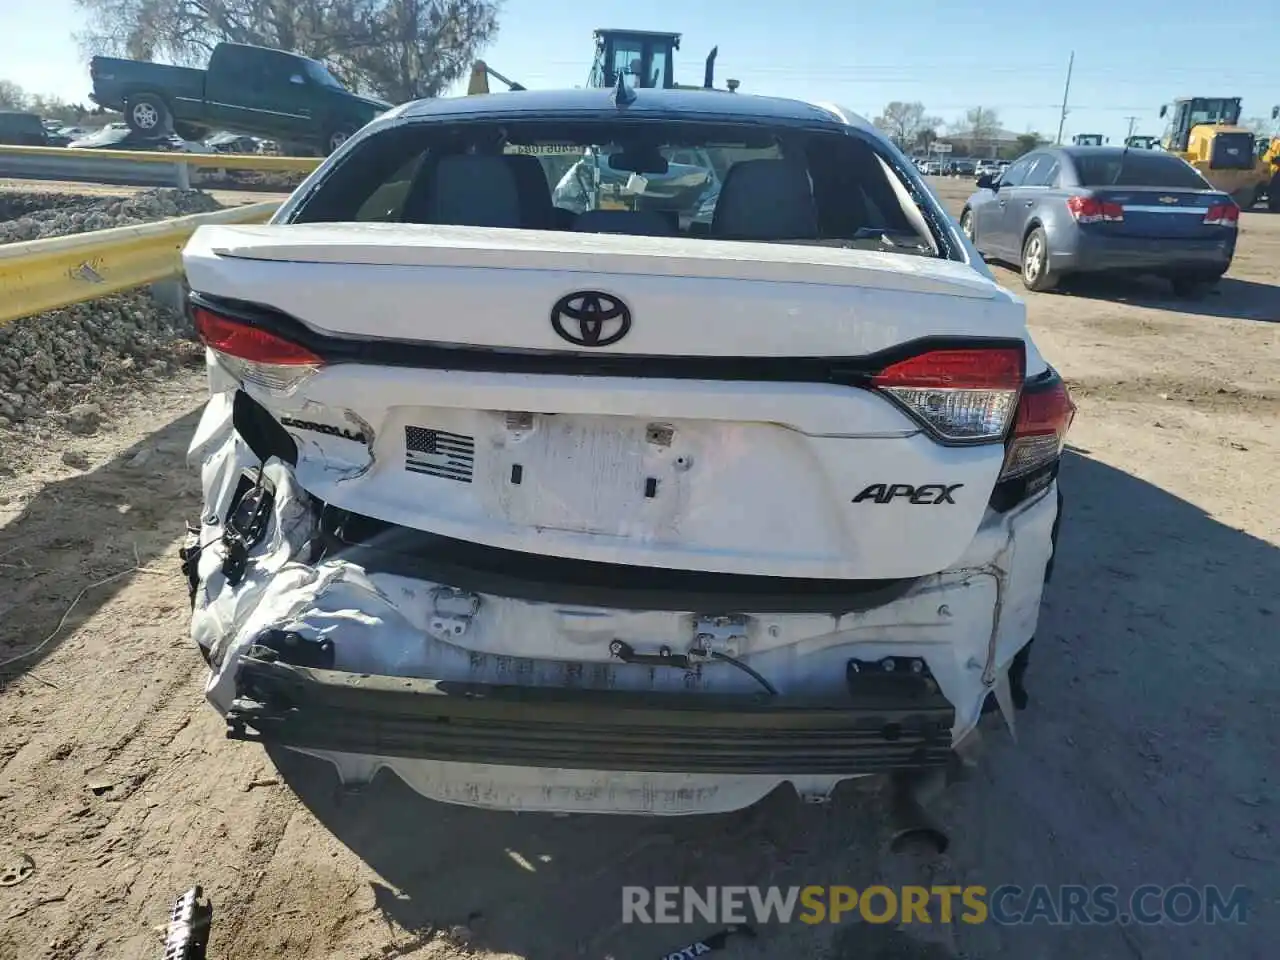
xmin=999 ymin=375 xmax=1076 ymax=481
xmin=1203 ymin=202 xmax=1239 ymax=227
xmin=1066 ymin=195 xmax=1124 ymax=224
xmin=871 ymin=346 xmax=1025 ymax=443
xmin=193 ymin=305 xmax=324 ymax=394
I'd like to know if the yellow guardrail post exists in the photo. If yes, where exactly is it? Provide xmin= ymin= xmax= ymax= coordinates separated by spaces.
xmin=0 ymin=201 xmax=281 ymax=327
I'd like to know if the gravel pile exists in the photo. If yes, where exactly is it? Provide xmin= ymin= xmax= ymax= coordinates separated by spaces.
xmin=0 ymin=188 xmax=224 ymax=433
xmin=0 ymin=188 xmax=222 ymax=243
xmin=193 ymin=169 xmax=308 ymax=192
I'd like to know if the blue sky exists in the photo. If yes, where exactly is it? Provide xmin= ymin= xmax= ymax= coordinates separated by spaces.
xmin=3 ymin=0 xmax=1277 ymax=144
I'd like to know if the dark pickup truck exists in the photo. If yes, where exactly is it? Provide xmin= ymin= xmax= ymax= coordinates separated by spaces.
xmin=89 ymin=42 xmax=391 ymax=155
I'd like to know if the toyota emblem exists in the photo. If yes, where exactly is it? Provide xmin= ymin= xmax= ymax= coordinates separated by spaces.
xmin=550 ymin=291 xmax=632 ymax=347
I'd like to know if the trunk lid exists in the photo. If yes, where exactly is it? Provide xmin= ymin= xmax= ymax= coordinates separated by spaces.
xmin=189 ymin=223 xmax=1010 ymax=355
xmin=1085 ymin=186 xmax=1231 ymax=240
xmin=185 ymin=224 xmax=1027 ymax=581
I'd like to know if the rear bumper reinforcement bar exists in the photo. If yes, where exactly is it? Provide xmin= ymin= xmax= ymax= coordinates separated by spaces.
xmin=226 ymin=656 xmax=956 ymax=775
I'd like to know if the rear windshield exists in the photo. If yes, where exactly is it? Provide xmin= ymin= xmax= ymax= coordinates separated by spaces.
xmin=288 ymin=118 xmax=947 ymax=258
xmin=1073 ymin=152 xmax=1209 ymax=189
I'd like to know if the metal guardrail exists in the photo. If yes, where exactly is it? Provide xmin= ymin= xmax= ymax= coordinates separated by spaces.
xmin=0 ymin=201 xmax=280 ymax=326
xmin=0 ymin=144 xmax=320 ymax=189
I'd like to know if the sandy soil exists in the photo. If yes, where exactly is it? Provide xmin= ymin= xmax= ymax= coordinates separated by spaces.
xmin=0 ymin=182 xmax=1277 ymax=960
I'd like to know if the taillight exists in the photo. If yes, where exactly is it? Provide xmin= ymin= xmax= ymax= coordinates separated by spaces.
xmin=193 ymin=305 xmax=323 ymax=393
xmin=999 ymin=376 xmax=1075 ymax=480
xmin=1066 ymin=195 xmax=1123 ymax=224
xmin=1203 ymin=202 xmax=1239 ymax=227
xmin=871 ymin=346 xmax=1025 ymax=442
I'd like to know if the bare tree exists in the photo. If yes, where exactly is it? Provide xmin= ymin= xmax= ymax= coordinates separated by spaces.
xmin=913 ymin=124 xmax=941 ymax=152
xmin=963 ymin=106 xmax=1001 ymax=141
xmin=873 ymin=101 xmax=942 ymax=149
xmin=0 ymin=79 xmax=29 ymax=110
xmin=73 ymin=0 xmax=500 ymax=102
xmin=350 ymin=0 xmax=500 ymax=101
xmin=1241 ymin=115 xmax=1278 ymax=138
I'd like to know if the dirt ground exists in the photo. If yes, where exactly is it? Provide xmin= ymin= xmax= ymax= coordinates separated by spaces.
xmin=0 ymin=180 xmax=1277 ymax=960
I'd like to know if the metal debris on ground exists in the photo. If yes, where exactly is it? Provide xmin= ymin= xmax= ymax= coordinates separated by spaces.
xmin=0 ymin=849 xmax=35 ymax=886
xmin=162 ymin=885 xmax=213 ymax=960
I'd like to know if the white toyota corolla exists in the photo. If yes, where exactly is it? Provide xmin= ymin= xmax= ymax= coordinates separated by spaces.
xmin=179 ymin=87 xmax=1073 ymax=817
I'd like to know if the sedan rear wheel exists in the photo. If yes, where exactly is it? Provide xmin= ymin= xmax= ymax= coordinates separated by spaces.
xmin=959 ymin=209 xmax=974 ymax=241
xmin=1020 ymin=227 xmax=1059 ymax=292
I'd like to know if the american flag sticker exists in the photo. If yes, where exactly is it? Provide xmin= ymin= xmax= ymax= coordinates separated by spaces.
xmin=404 ymin=426 xmax=475 ymax=483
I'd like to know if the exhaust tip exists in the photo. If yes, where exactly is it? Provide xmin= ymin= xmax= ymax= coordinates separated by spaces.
xmin=886 ymin=770 xmax=951 ymax=857
xmin=889 ymin=824 xmax=950 ymax=856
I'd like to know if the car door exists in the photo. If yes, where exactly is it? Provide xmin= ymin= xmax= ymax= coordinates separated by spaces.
xmin=255 ymin=51 xmax=314 ymax=139
xmin=1013 ymin=153 xmax=1062 ymax=242
xmin=213 ymin=47 xmax=311 ymax=139
xmin=985 ymin=154 xmax=1034 ymax=258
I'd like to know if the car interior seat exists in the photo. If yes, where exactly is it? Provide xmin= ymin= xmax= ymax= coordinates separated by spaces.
xmin=400 ymin=154 xmax=524 ymax=228
xmin=711 ymin=158 xmax=818 ymax=241
xmin=501 ymin=154 xmax=557 ymax=230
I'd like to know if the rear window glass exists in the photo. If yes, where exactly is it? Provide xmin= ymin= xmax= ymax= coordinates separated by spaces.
xmin=1073 ymin=152 xmax=1208 ymax=189
xmin=290 ymin=118 xmax=947 ymax=259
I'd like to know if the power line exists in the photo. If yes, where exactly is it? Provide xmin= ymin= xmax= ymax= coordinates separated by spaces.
xmin=519 ymin=58 xmax=1280 ymax=80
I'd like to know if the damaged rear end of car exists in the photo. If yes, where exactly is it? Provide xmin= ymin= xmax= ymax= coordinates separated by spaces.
xmin=179 ymin=90 xmax=1073 ymax=815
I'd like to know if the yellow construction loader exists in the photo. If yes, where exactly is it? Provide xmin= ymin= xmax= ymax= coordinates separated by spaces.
xmin=1258 ymin=105 xmax=1280 ymax=212
xmin=1159 ymin=97 xmax=1271 ymax=208
xmin=467 ymin=29 xmax=740 ymax=96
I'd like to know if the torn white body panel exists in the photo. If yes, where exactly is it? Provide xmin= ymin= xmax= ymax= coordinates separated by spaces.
xmin=189 ymin=398 xmax=1056 ymax=814
xmin=178 ymin=98 xmax=1076 ymax=816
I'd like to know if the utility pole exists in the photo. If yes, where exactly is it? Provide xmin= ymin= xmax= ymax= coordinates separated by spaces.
xmin=1124 ymin=116 xmax=1138 ymax=141
xmin=1055 ymin=51 xmax=1074 ymax=145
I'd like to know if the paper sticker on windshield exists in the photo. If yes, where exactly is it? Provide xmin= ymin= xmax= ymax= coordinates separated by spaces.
xmin=505 ymin=144 xmax=583 ymax=156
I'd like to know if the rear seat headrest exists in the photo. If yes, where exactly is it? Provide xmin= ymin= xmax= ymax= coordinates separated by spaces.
xmin=712 ymin=158 xmax=818 ymax=241
xmin=502 ymin=153 xmax=555 ymax=230
xmin=427 ymin=154 xmax=524 ymax=228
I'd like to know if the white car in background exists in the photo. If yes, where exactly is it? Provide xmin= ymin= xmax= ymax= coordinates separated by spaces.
xmin=180 ymin=89 xmax=1073 ymax=820
xmin=974 ymin=159 xmax=1002 ymax=178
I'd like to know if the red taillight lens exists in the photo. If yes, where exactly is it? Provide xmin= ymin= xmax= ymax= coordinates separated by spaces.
xmin=1000 ymin=378 xmax=1075 ymax=480
xmin=1203 ymin=202 xmax=1239 ymax=227
xmin=871 ymin=347 xmax=1025 ymax=442
xmin=1066 ymin=196 xmax=1123 ymax=224
xmin=193 ymin=305 xmax=323 ymax=393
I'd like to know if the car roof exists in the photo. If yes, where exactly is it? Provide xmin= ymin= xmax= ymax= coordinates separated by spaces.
xmin=1058 ymin=146 xmax=1178 ymax=161
xmin=397 ymin=87 xmax=854 ymax=128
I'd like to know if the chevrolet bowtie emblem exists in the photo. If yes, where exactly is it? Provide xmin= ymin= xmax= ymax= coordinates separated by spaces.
xmin=1158 ymin=196 xmax=1178 ymax=204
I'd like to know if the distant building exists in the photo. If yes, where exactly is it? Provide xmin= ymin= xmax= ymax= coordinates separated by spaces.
xmin=941 ymin=127 xmax=1029 ymax=158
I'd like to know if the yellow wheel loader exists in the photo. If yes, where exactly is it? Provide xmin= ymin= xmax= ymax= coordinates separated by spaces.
xmin=1260 ymin=105 xmax=1280 ymax=212
xmin=467 ymin=29 xmax=740 ymax=97
xmin=1159 ymin=97 xmax=1269 ymax=209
